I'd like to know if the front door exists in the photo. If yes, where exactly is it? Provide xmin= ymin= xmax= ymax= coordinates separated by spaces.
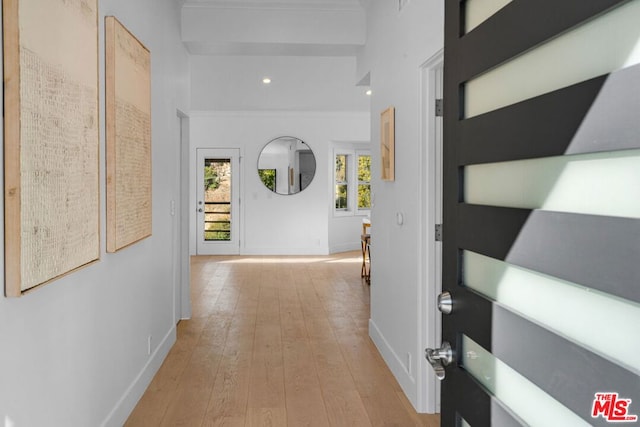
xmin=435 ymin=0 xmax=640 ymax=425
xmin=196 ymin=148 xmax=240 ymax=255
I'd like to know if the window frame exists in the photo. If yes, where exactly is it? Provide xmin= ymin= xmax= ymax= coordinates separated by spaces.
xmin=332 ymin=144 xmax=371 ymax=217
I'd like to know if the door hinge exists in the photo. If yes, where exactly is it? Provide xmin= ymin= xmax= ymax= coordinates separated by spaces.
xmin=435 ymin=99 xmax=443 ymax=117
xmin=435 ymin=224 xmax=443 ymax=241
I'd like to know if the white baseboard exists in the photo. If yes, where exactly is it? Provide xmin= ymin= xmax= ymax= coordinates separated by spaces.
xmin=329 ymin=242 xmax=360 ymax=254
xmin=100 ymin=325 xmax=177 ymax=427
xmin=369 ymin=318 xmax=418 ymax=409
xmin=241 ymin=247 xmax=329 ymax=256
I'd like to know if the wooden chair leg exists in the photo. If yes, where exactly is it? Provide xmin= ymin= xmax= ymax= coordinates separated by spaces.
xmin=365 ymin=242 xmax=371 ymax=284
xmin=361 ymin=239 xmax=367 ymax=277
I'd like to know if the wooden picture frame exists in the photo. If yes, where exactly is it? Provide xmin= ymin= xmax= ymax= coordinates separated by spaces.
xmin=3 ymin=0 xmax=100 ymax=296
xmin=105 ymin=16 xmax=152 ymax=252
xmin=380 ymin=106 xmax=395 ymax=181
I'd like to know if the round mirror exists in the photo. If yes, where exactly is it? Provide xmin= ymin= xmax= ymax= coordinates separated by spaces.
xmin=257 ymin=136 xmax=316 ymax=195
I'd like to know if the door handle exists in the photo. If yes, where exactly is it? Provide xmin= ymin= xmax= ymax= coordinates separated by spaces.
xmin=425 ymin=341 xmax=453 ymax=380
xmin=198 ymin=208 xmax=203 ymax=212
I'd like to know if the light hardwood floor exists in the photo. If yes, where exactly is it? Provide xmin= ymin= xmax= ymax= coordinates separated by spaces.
xmin=126 ymin=252 xmax=440 ymax=427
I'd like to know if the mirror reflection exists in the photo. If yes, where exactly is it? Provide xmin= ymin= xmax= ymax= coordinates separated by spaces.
xmin=258 ymin=136 xmax=316 ymax=195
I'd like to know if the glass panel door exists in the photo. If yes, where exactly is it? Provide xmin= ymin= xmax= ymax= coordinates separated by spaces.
xmin=196 ymin=148 xmax=240 ymax=255
xmin=439 ymin=0 xmax=640 ymax=425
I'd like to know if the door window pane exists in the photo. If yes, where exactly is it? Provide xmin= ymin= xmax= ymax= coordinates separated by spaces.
xmin=465 ymin=0 xmax=512 ymax=33
xmin=203 ymin=158 xmax=232 ymax=241
xmin=461 ymin=335 xmax=590 ymax=427
xmin=463 ymin=250 xmax=640 ymax=374
xmin=465 ymin=0 xmax=640 ymax=117
xmin=464 ymin=149 xmax=640 ymax=219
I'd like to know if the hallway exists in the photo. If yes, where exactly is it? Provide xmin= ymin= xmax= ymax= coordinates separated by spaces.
xmin=126 ymin=252 xmax=439 ymax=426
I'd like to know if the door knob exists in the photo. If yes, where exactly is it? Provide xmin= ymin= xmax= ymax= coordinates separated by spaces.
xmin=438 ymin=291 xmax=453 ymax=314
xmin=198 ymin=208 xmax=203 ymax=212
xmin=425 ymin=341 xmax=453 ymax=380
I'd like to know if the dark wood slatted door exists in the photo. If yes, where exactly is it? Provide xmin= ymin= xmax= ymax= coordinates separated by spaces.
xmin=436 ymin=0 xmax=640 ymax=425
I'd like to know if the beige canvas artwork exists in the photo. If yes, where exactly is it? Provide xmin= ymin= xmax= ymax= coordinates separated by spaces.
xmin=380 ymin=107 xmax=395 ymax=181
xmin=3 ymin=0 xmax=100 ymax=296
xmin=105 ymin=16 xmax=152 ymax=252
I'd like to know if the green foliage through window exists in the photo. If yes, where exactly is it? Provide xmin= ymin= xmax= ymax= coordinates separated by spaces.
xmin=258 ymin=169 xmax=276 ymax=192
xmin=358 ymin=155 xmax=371 ymax=209
xmin=204 ymin=164 xmax=220 ymax=191
xmin=358 ymin=155 xmax=371 ymax=182
xmin=335 ymin=155 xmax=347 ymax=182
xmin=335 ymin=155 xmax=348 ymax=209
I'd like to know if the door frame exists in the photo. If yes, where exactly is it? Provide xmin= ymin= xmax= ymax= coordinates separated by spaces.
xmin=417 ymin=49 xmax=444 ymax=414
xmin=195 ymin=148 xmax=241 ymax=255
xmin=177 ymin=112 xmax=191 ymax=320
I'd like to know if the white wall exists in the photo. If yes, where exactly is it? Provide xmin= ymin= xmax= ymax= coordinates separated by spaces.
xmin=190 ymin=55 xmax=369 ymax=111
xmin=359 ymin=0 xmax=444 ymax=413
xmin=189 ymin=111 xmax=370 ymax=255
xmin=0 ymin=1 xmax=190 ymax=426
xmin=328 ymin=210 xmax=369 ymax=253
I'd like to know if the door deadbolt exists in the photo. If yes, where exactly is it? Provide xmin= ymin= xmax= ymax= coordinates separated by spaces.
xmin=438 ymin=291 xmax=453 ymax=314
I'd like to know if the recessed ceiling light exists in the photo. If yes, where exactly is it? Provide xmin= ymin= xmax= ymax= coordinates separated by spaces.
xmin=262 ymin=77 xmax=272 ymax=84
xmin=365 ymin=89 xmax=372 ymax=96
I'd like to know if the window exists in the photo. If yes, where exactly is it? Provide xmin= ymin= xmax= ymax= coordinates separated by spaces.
xmin=333 ymin=146 xmax=371 ymax=215
xmin=357 ymin=154 xmax=371 ymax=210
xmin=335 ymin=154 xmax=349 ymax=210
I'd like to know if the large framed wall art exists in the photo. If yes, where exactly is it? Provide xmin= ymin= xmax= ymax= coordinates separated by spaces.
xmin=105 ymin=16 xmax=152 ymax=252
xmin=3 ymin=0 xmax=100 ymax=296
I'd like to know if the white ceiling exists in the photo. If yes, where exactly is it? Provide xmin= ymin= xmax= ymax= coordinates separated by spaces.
xmin=180 ymin=0 xmax=371 ymax=111
xmin=180 ymin=0 xmax=367 ymax=10
xmin=180 ymin=0 xmax=367 ymax=56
